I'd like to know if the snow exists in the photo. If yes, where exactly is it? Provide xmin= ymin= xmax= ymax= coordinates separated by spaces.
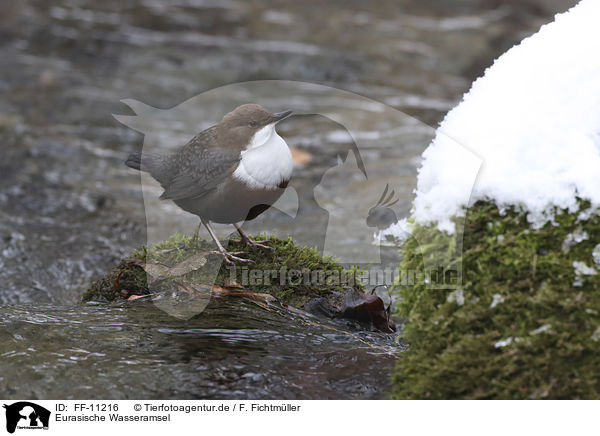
xmin=572 ymin=260 xmax=597 ymax=287
xmin=446 ymin=289 xmax=465 ymax=306
xmin=489 ymin=293 xmax=504 ymax=309
xmin=494 ymin=337 xmax=519 ymax=349
xmin=411 ymin=0 xmax=600 ymax=234
xmin=530 ymin=324 xmax=551 ymax=335
xmin=561 ymin=227 xmax=589 ymax=253
xmin=374 ymin=217 xmax=411 ymax=245
xmin=593 ymin=244 xmax=600 ymax=268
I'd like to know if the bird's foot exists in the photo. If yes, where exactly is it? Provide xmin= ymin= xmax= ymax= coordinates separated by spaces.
xmin=211 ymin=250 xmax=254 ymax=264
xmin=235 ymin=237 xmax=274 ymax=251
xmin=233 ymin=224 xmax=274 ymax=251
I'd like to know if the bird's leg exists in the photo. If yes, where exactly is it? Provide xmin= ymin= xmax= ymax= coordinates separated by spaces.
xmin=203 ymin=220 xmax=252 ymax=264
xmin=191 ymin=220 xmax=202 ymax=245
xmin=233 ymin=223 xmax=273 ymax=250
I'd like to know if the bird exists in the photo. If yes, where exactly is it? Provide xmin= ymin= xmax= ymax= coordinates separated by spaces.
xmin=125 ymin=103 xmax=293 ymax=263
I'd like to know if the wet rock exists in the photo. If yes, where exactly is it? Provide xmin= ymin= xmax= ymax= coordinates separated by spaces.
xmin=341 ymin=288 xmax=395 ymax=333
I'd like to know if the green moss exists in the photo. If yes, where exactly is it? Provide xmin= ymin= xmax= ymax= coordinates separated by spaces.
xmin=83 ymin=234 xmax=361 ymax=308
xmin=393 ymin=200 xmax=600 ymax=399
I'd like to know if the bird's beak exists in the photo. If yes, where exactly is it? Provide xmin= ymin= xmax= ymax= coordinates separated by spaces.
xmin=272 ymin=110 xmax=293 ymax=123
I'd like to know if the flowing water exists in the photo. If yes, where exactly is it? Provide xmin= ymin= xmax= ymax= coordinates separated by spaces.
xmin=0 ymin=0 xmax=577 ymax=399
xmin=0 ymin=301 xmax=402 ymax=399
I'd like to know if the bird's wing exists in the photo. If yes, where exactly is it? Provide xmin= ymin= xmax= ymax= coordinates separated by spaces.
xmin=159 ymin=146 xmax=240 ymax=201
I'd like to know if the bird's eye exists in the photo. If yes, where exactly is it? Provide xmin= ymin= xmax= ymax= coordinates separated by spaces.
xmin=248 ymin=121 xmax=257 ymax=127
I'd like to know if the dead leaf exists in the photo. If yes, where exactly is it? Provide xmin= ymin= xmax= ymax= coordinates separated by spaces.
xmin=113 ymin=270 xmax=124 ymax=291
xmin=176 ymin=280 xmax=213 ymax=296
xmin=223 ymin=279 xmax=245 ymax=290
xmin=127 ymin=294 xmax=152 ymax=301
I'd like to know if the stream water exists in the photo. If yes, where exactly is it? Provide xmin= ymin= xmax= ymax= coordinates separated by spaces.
xmin=0 ymin=0 xmax=576 ymax=399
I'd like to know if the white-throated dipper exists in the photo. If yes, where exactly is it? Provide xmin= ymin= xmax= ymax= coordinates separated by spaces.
xmin=125 ymin=104 xmax=293 ymax=262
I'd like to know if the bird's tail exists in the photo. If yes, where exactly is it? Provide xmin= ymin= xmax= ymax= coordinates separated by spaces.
xmin=125 ymin=151 xmax=164 ymax=172
xmin=125 ymin=152 xmax=144 ymax=171
xmin=125 ymin=152 xmax=171 ymax=186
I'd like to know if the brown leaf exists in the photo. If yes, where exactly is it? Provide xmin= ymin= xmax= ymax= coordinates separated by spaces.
xmin=241 ymin=292 xmax=278 ymax=304
xmin=127 ymin=294 xmax=152 ymax=301
xmin=209 ymin=284 xmax=277 ymax=305
xmin=175 ymin=280 xmax=213 ymax=299
xmin=113 ymin=270 xmax=124 ymax=291
xmin=223 ymin=279 xmax=245 ymax=290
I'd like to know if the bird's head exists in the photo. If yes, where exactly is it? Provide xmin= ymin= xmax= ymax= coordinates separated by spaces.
xmin=218 ymin=104 xmax=292 ymax=151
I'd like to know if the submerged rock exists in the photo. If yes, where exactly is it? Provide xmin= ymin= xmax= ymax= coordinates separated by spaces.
xmin=83 ymin=234 xmax=395 ymax=332
xmin=392 ymin=200 xmax=600 ymax=399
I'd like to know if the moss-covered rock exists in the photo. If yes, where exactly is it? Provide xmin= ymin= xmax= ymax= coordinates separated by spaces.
xmin=84 ymin=234 xmax=359 ymax=306
xmin=392 ymin=200 xmax=600 ymax=399
xmin=82 ymin=234 xmax=398 ymax=330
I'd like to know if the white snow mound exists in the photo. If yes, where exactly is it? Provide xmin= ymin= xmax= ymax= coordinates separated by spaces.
xmin=413 ymin=0 xmax=600 ymax=233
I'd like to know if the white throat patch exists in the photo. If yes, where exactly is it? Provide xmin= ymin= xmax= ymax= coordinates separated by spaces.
xmin=247 ymin=124 xmax=275 ymax=150
xmin=233 ymin=124 xmax=293 ymax=190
